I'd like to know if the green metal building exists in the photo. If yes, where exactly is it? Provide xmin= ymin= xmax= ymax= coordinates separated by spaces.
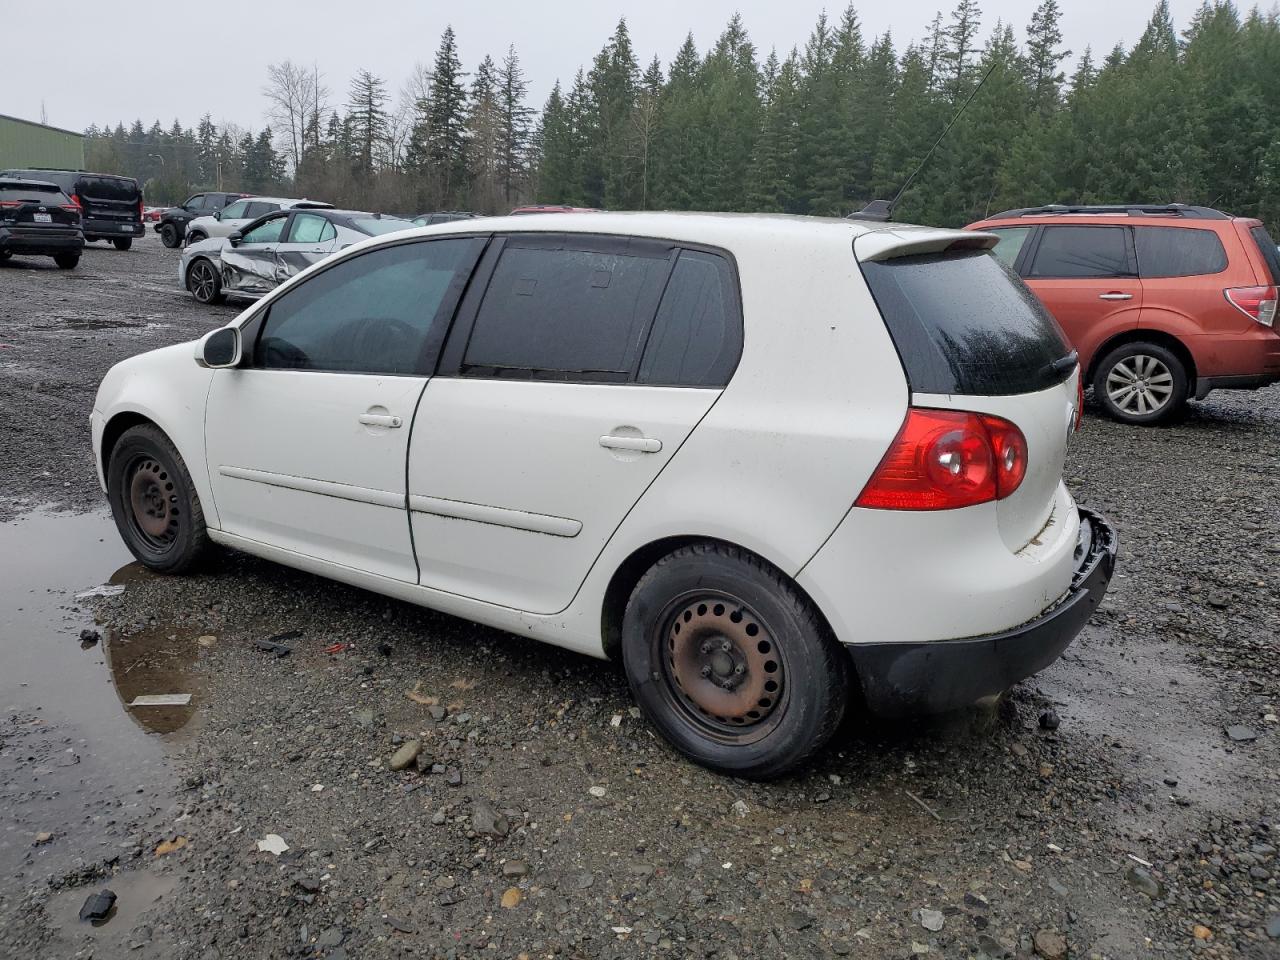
xmin=0 ymin=114 xmax=85 ymax=171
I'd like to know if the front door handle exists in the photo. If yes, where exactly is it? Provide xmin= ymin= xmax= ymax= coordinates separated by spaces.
xmin=599 ymin=435 xmax=661 ymax=453
xmin=1098 ymin=292 xmax=1134 ymax=301
xmin=359 ymin=413 xmax=402 ymax=428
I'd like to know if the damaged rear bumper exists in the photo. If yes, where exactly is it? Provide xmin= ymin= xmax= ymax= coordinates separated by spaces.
xmin=847 ymin=507 xmax=1117 ymax=717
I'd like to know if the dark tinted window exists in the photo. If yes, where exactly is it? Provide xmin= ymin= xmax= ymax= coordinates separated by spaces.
xmin=1028 ymin=225 xmax=1133 ymax=278
xmin=638 ymin=250 xmax=741 ymax=387
xmin=256 ymin=238 xmax=483 ymax=375
xmin=461 ymin=241 xmax=670 ymax=381
xmin=185 ymin=194 xmax=207 ymax=210
xmin=1135 ymin=226 xmax=1227 ymax=278
xmin=77 ymin=175 xmax=140 ymax=202
xmin=861 ymin=251 xmax=1073 ymax=395
xmin=244 ymin=201 xmax=278 ymax=218
xmin=0 ymin=182 xmax=67 ymax=202
xmin=1250 ymin=225 xmax=1280 ymax=284
xmin=1 ymin=169 xmax=77 ymax=193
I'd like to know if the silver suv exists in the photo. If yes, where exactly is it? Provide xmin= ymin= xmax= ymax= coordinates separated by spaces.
xmin=184 ymin=197 xmax=333 ymax=245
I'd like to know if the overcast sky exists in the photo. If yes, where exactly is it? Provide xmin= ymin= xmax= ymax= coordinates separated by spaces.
xmin=11 ymin=0 xmax=1201 ymax=134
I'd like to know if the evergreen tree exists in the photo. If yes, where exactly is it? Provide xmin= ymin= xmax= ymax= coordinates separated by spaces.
xmin=586 ymin=19 xmax=641 ymax=208
xmin=407 ymin=26 xmax=469 ymax=207
xmin=466 ymin=55 xmax=502 ymax=212
xmin=346 ymin=69 xmax=389 ymax=181
xmin=496 ymin=46 xmax=535 ymax=206
xmin=1025 ymin=0 xmax=1069 ymax=115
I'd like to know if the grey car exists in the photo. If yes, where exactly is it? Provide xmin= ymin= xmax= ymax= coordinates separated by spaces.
xmin=180 ymin=208 xmax=412 ymax=305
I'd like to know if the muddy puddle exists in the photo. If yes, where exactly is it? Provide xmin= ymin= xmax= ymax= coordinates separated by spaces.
xmin=0 ymin=507 xmax=201 ymax=888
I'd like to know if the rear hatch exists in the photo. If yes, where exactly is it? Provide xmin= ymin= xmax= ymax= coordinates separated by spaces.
xmin=856 ymin=229 xmax=1078 ymax=552
xmin=77 ymin=174 xmax=141 ymax=225
xmin=0 ymin=181 xmax=81 ymax=230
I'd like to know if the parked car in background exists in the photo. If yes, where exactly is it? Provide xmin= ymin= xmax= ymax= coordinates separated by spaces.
xmin=143 ymin=206 xmax=164 ymax=223
xmin=94 ymin=212 xmax=1115 ymax=778
xmin=0 ymin=168 xmax=143 ymax=250
xmin=967 ymin=204 xmax=1280 ymax=424
xmin=412 ymin=211 xmax=482 ymax=226
xmin=0 ymin=176 xmax=84 ymax=268
xmin=156 ymin=192 xmax=250 ymax=247
xmin=509 ymin=204 xmax=601 ymax=215
xmin=180 ymin=208 xmax=411 ymax=304
xmin=184 ymin=197 xmax=333 ymax=245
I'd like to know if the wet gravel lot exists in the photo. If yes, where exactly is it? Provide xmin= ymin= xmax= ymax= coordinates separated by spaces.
xmin=0 ymin=237 xmax=1277 ymax=959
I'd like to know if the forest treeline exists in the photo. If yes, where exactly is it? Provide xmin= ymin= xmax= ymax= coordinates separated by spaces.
xmin=83 ymin=1 xmax=1280 ymax=228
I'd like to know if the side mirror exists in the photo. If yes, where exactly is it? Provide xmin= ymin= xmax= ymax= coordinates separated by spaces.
xmin=214 ymin=210 xmax=223 ymax=220
xmin=227 ymin=231 xmax=242 ymax=246
xmin=195 ymin=327 xmax=241 ymax=369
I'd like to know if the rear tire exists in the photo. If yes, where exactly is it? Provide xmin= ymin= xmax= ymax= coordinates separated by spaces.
xmin=113 ymin=237 xmax=133 ymax=251
xmin=187 ymin=258 xmax=224 ymax=305
xmin=106 ymin=424 xmax=209 ymax=574
xmin=622 ymin=542 xmax=850 ymax=779
xmin=160 ymin=223 xmax=179 ymax=248
xmin=53 ymin=254 xmax=79 ymax=269
xmin=1092 ymin=342 xmax=1187 ymax=425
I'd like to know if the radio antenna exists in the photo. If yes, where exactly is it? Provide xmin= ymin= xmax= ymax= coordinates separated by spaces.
xmin=848 ymin=59 xmax=1000 ymax=222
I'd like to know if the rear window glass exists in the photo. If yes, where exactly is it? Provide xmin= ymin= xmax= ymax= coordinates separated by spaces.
xmin=0 ymin=183 xmax=66 ymax=202
xmin=351 ymin=216 xmax=411 ymax=236
xmin=1135 ymin=226 xmax=1227 ymax=278
xmin=1 ymin=169 xmax=77 ymax=193
xmin=1249 ymin=225 xmax=1280 ymax=284
xmin=461 ymin=242 xmax=670 ymax=381
xmin=861 ymin=250 xmax=1073 ymax=396
xmin=1028 ymin=225 xmax=1134 ymax=278
xmin=78 ymin=176 xmax=140 ymax=201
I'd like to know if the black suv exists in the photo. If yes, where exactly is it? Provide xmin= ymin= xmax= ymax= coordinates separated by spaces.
xmin=0 ymin=169 xmax=143 ymax=250
xmin=0 ymin=177 xmax=85 ymax=268
xmin=156 ymin=191 xmax=249 ymax=247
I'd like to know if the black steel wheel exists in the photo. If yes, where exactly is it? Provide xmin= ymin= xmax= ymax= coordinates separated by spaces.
xmin=160 ymin=223 xmax=179 ymax=248
xmin=106 ymin=424 xmax=209 ymax=574
xmin=187 ymin=258 xmax=224 ymax=305
xmin=622 ymin=542 xmax=849 ymax=779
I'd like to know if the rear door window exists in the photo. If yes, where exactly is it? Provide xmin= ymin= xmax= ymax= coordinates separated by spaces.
xmin=458 ymin=237 xmax=672 ymax=382
xmin=1135 ymin=226 xmax=1227 ymax=278
xmin=861 ymin=250 xmax=1073 ymax=396
xmin=255 ymin=238 xmax=484 ymax=375
xmin=638 ymin=249 xmax=742 ymax=387
xmin=287 ymin=213 xmax=336 ymax=244
xmin=1249 ymin=225 xmax=1280 ymax=284
xmin=244 ymin=201 xmax=278 ymax=218
xmin=1027 ymin=225 xmax=1134 ymax=279
xmin=985 ymin=226 xmax=1032 ymax=270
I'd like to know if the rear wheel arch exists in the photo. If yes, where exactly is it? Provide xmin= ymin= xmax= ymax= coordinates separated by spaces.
xmin=1086 ymin=328 xmax=1197 ymax=390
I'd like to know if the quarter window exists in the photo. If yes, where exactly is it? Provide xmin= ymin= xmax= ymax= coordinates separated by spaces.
xmin=1028 ymin=226 xmax=1133 ymax=279
xmin=1134 ymin=226 xmax=1227 ymax=278
xmin=255 ymin=238 xmax=483 ymax=375
xmin=288 ymin=213 xmax=336 ymax=244
xmin=461 ymin=240 xmax=671 ymax=381
xmin=985 ymin=226 xmax=1032 ymax=269
xmin=638 ymin=250 xmax=741 ymax=387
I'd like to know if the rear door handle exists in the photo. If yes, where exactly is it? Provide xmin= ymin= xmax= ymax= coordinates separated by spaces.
xmin=599 ymin=435 xmax=662 ymax=453
xmin=1098 ymin=292 xmax=1133 ymax=301
xmin=359 ymin=413 xmax=402 ymax=428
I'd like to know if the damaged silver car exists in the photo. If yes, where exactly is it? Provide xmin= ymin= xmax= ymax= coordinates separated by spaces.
xmin=180 ymin=208 xmax=412 ymax=305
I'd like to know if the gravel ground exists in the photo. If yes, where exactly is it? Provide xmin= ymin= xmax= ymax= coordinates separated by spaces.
xmin=0 ymin=237 xmax=1277 ymax=959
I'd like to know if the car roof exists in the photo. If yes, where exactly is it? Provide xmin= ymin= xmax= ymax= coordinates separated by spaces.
xmin=0 ymin=177 xmax=63 ymax=189
xmin=237 ymin=197 xmax=333 ymax=208
xmin=972 ymin=203 xmax=1252 ymax=227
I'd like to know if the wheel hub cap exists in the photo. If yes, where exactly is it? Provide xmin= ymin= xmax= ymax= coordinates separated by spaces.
xmin=128 ymin=458 xmax=178 ymax=544
xmin=1106 ymin=354 xmax=1174 ymax=415
xmin=667 ymin=598 xmax=782 ymax=726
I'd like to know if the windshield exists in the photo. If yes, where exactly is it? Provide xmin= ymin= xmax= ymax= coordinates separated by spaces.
xmin=351 ymin=216 xmax=412 ymax=236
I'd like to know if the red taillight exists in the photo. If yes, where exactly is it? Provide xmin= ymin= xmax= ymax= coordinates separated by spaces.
xmin=856 ymin=408 xmax=1028 ymax=511
xmin=61 ymin=204 xmax=80 ymax=214
xmin=71 ymin=193 xmax=82 ymax=210
xmin=1224 ymin=285 xmax=1278 ymax=327
xmin=0 ymin=200 xmax=20 ymax=208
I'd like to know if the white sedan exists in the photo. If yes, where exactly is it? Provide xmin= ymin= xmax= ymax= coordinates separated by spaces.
xmin=91 ymin=212 xmax=1116 ymax=778
xmin=183 ymin=196 xmax=333 ymax=245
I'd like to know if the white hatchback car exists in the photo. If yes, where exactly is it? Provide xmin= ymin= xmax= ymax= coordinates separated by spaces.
xmin=91 ymin=213 xmax=1116 ymax=778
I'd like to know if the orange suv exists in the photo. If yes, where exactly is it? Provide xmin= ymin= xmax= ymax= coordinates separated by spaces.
xmin=966 ymin=204 xmax=1280 ymax=424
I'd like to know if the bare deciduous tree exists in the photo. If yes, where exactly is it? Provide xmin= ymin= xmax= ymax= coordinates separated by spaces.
xmin=263 ymin=60 xmax=330 ymax=173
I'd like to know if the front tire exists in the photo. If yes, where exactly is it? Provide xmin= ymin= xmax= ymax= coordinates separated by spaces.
xmin=1093 ymin=342 xmax=1187 ymax=425
xmin=113 ymin=237 xmax=133 ymax=251
xmin=107 ymin=424 xmax=209 ymax=574
xmin=53 ymin=254 xmax=79 ymax=269
xmin=185 ymin=231 xmax=206 ymax=245
xmin=160 ymin=223 xmax=179 ymax=247
xmin=187 ymin=258 xmax=224 ymax=304
xmin=622 ymin=543 xmax=850 ymax=779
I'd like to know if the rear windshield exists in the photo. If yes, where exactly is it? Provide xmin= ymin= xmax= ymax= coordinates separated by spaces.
xmin=0 ymin=182 xmax=67 ymax=202
xmin=1 ymin=169 xmax=77 ymax=193
xmin=1249 ymin=225 xmax=1280 ymax=284
xmin=351 ymin=216 xmax=411 ymax=236
xmin=861 ymin=250 xmax=1074 ymax=396
xmin=79 ymin=175 xmax=140 ymax=201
